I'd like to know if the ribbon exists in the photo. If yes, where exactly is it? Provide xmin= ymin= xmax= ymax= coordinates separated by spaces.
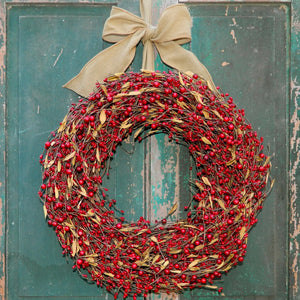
xmin=63 ymin=0 xmax=217 ymax=97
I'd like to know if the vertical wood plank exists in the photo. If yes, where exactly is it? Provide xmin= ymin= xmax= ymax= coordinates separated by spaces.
xmin=149 ymin=1 xmax=179 ymax=300
xmin=289 ymin=0 xmax=300 ymax=298
xmin=0 ymin=0 xmax=5 ymax=295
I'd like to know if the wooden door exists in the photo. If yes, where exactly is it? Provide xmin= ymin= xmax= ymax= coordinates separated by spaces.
xmin=1 ymin=0 xmax=299 ymax=299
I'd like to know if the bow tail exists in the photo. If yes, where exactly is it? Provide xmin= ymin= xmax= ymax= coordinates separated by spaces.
xmin=63 ymin=31 xmax=144 ymax=97
xmin=156 ymin=41 xmax=218 ymax=93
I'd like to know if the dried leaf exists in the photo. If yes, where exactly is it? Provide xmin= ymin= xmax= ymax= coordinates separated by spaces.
xmin=152 ymin=254 xmax=160 ymax=264
xmin=160 ymin=260 xmax=169 ymax=270
xmin=133 ymin=248 xmax=143 ymax=257
xmin=191 ymin=91 xmax=203 ymax=104
xmin=104 ymin=272 xmax=114 ymax=278
xmin=201 ymin=137 xmax=212 ymax=145
xmin=86 ymin=209 xmax=95 ymax=217
xmin=178 ymin=72 xmax=185 ymax=86
xmin=202 ymin=176 xmax=211 ymax=186
xmin=67 ymin=176 xmax=73 ymax=189
xmin=172 ymin=118 xmax=183 ymax=123
xmin=121 ymin=82 xmax=130 ymax=92
xmin=58 ymin=115 xmax=67 ymax=133
xmin=55 ymin=186 xmax=59 ymax=199
xmin=150 ymin=236 xmax=159 ymax=244
xmin=178 ymin=282 xmax=190 ymax=287
xmin=46 ymin=160 xmax=54 ymax=168
xmin=134 ymin=127 xmax=144 ymax=139
xmin=216 ymin=198 xmax=226 ymax=210
xmin=195 ymin=181 xmax=204 ymax=191
xmin=212 ymin=110 xmax=223 ymax=119
xmin=168 ymin=202 xmax=178 ymax=215
xmin=96 ymin=147 xmax=100 ymax=162
xmin=57 ymin=160 xmax=61 ymax=172
xmin=71 ymin=240 xmax=78 ymax=257
xmin=209 ymin=238 xmax=218 ymax=245
xmin=169 ymin=248 xmax=182 ymax=254
xmin=188 ymin=259 xmax=201 ymax=269
xmin=100 ymin=110 xmax=106 ymax=125
xmin=79 ymin=187 xmax=87 ymax=197
xmin=119 ymin=227 xmax=135 ymax=232
xmin=263 ymin=155 xmax=271 ymax=167
xmin=43 ymin=204 xmax=47 ymax=219
xmin=270 ymin=178 xmax=275 ymax=189
xmin=120 ymin=121 xmax=133 ymax=129
xmin=204 ymin=285 xmax=218 ymax=290
xmin=63 ymin=151 xmax=76 ymax=162
xmin=114 ymin=92 xmax=128 ymax=99
xmin=202 ymin=110 xmax=210 ymax=119
xmin=100 ymin=85 xmax=108 ymax=96
xmin=170 ymin=270 xmax=182 ymax=274
xmin=239 ymin=226 xmax=246 ymax=239
xmin=128 ymin=90 xmax=141 ymax=96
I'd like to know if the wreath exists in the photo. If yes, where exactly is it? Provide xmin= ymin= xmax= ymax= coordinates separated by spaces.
xmin=39 ymin=70 xmax=271 ymax=299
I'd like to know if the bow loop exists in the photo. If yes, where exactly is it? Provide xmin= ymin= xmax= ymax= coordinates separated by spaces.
xmin=154 ymin=5 xmax=192 ymax=44
xmin=102 ymin=6 xmax=146 ymax=43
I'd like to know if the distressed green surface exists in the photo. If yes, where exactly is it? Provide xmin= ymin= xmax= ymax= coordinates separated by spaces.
xmin=289 ymin=0 xmax=300 ymax=298
xmin=6 ymin=3 xmax=142 ymax=299
xmin=5 ymin=1 xmax=291 ymax=300
xmin=185 ymin=4 xmax=289 ymax=299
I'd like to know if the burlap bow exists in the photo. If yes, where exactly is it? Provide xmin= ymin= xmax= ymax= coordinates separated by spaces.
xmin=63 ymin=1 xmax=217 ymax=97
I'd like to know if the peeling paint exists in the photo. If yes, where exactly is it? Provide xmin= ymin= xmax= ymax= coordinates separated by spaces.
xmin=0 ymin=197 xmax=4 ymax=298
xmin=150 ymin=293 xmax=178 ymax=300
xmin=230 ymin=29 xmax=238 ymax=44
xmin=290 ymin=77 xmax=300 ymax=297
xmin=0 ymin=197 xmax=3 ymax=239
xmin=52 ymin=48 xmax=63 ymax=67
xmin=0 ymin=252 xmax=4 ymax=298
xmin=222 ymin=61 xmax=230 ymax=67
xmin=225 ymin=5 xmax=229 ymax=17
xmin=292 ymin=7 xmax=300 ymax=33
xmin=0 ymin=3 xmax=6 ymax=85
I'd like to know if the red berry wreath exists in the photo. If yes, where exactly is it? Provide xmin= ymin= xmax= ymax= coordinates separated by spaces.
xmin=39 ymin=70 xmax=271 ymax=299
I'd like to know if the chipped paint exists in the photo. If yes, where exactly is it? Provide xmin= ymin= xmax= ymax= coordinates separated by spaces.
xmin=225 ymin=5 xmax=229 ymax=16
xmin=150 ymin=135 xmax=180 ymax=222
xmin=0 ymin=2 xmax=6 ymax=299
xmin=149 ymin=293 xmax=178 ymax=300
xmin=0 ymin=196 xmax=4 ymax=298
xmin=222 ymin=61 xmax=230 ymax=67
xmin=0 ymin=2 xmax=6 ymax=85
xmin=290 ymin=77 xmax=300 ymax=297
xmin=52 ymin=48 xmax=63 ymax=67
xmin=230 ymin=29 xmax=238 ymax=44
xmin=292 ymin=6 xmax=300 ymax=34
xmin=0 ymin=252 xmax=4 ymax=298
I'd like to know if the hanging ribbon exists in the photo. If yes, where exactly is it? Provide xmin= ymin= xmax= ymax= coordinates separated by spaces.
xmin=63 ymin=0 xmax=217 ymax=97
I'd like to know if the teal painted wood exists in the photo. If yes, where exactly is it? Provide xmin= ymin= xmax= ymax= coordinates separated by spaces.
xmin=2 ymin=1 xmax=296 ymax=300
xmin=5 ymin=3 xmax=141 ymax=299
xmin=289 ymin=0 xmax=300 ymax=299
xmin=184 ymin=3 xmax=289 ymax=299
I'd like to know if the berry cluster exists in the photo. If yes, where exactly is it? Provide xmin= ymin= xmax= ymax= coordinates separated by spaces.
xmin=39 ymin=70 xmax=271 ymax=299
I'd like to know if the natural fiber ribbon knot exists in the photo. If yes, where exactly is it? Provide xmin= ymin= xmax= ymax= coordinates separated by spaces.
xmin=63 ymin=1 xmax=217 ymax=97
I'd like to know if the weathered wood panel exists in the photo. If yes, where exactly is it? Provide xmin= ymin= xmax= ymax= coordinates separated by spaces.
xmin=1 ymin=0 xmax=299 ymax=300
